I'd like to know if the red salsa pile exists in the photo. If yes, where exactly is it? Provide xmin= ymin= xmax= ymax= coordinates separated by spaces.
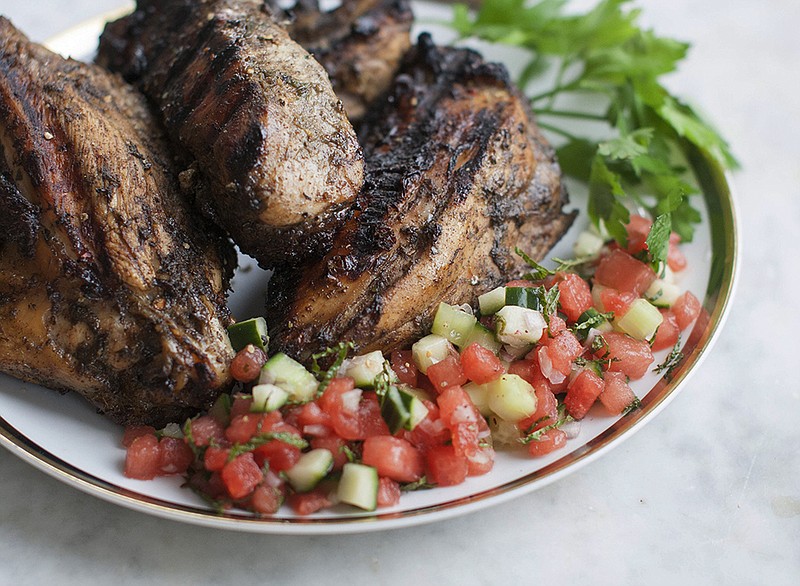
xmin=122 ymin=215 xmax=701 ymax=516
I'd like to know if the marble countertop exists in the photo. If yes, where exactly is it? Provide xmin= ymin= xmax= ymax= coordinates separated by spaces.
xmin=0 ymin=1 xmax=797 ymax=584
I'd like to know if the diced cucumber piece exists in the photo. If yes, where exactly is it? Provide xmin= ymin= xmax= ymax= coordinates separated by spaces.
xmin=486 ymin=374 xmax=537 ymax=422
xmin=285 ymin=448 xmax=334 ymax=492
xmin=227 ymin=317 xmax=268 ymax=351
xmin=574 ymin=307 xmax=613 ymax=340
xmin=505 ymin=287 xmax=546 ymax=311
xmin=463 ymin=322 xmax=502 ymax=355
xmin=645 ymin=278 xmax=682 ymax=308
xmin=494 ymin=305 xmax=546 ymax=346
xmin=431 ymin=302 xmax=477 ymax=349
xmin=259 ymin=353 xmax=318 ymax=403
xmin=343 ymin=351 xmax=395 ymax=388
xmin=411 ymin=334 xmax=453 ymax=374
xmin=398 ymin=384 xmax=435 ymax=403
xmin=463 ymin=381 xmax=492 ymax=417
xmin=488 ymin=416 xmax=522 ymax=446
xmin=501 ymin=344 xmax=530 ymax=361
xmin=573 ymin=230 xmax=605 ymax=258
xmin=337 ymin=463 xmax=379 ymax=511
xmin=478 ymin=286 xmax=506 ymax=316
xmin=381 ymin=386 xmax=429 ymax=434
xmin=616 ymin=298 xmax=664 ymax=341
xmin=250 ymin=383 xmax=289 ymax=412
xmin=591 ymin=284 xmax=607 ymax=312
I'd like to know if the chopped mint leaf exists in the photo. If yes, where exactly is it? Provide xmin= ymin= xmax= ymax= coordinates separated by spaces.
xmin=515 ymin=247 xmax=555 ymax=280
xmin=519 ymin=404 xmax=574 ymax=444
xmin=373 ymin=360 xmax=394 ymax=400
xmin=401 ymin=476 xmax=436 ymax=491
xmin=227 ymin=432 xmax=309 ymax=460
xmin=653 ymin=336 xmax=684 ymax=380
xmin=311 ymin=341 xmax=354 ymax=396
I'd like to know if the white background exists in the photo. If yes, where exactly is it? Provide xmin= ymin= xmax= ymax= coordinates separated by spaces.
xmin=0 ymin=1 xmax=798 ymax=584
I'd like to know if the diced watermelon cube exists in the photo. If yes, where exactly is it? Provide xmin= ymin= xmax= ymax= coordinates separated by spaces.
xmin=673 ymin=291 xmax=701 ymax=330
xmin=595 ymin=249 xmax=657 ymax=295
xmin=651 ymin=309 xmax=680 ymax=351
xmin=425 ymin=445 xmax=468 ymax=486
xmin=595 ymin=331 xmax=654 ymax=380
xmin=564 ymin=368 xmax=605 ymax=419
xmin=527 ymin=429 xmax=567 ymax=457
xmin=221 ymin=452 xmax=263 ymax=499
xmin=599 ymin=371 xmax=639 ymax=415
xmin=553 ymin=272 xmax=594 ymax=323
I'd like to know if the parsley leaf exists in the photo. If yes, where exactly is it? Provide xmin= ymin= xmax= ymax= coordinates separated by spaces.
xmin=644 ymin=212 xmax=671 ymax=269
xmin=449 ymin=0 xmax=738 ymax=249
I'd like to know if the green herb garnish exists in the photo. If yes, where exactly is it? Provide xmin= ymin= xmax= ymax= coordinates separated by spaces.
xmin=341 ymin=444 xmax=358 ymax=463
xmin=310 ymin=341 xmax=354 ymax=396
xmin=573 ymin=355 xmax=606 ymax=378
xmin=653 ymin=335 xmax=684 ymax=380
xmin=552 ymin=255 xmax=597 ymax=275
xmin=227 ymin=432 xmax=309 ymax=460
xmin=401 ymin=476 xmax=436 ymax=491
xmin=373 ymin=360 xmax=394 ymax=400
xmin=515 ymin=246 xmax=555 ymax=280
xmin=519 ymin=404 xmax=574 ymax=444
xmin=572 ymin=308 xmax=615 ymax=340
xmin=450 ymin=0 xmax=738 ymax=260
xmin=622 ymin=396 xmax=642 ymax=415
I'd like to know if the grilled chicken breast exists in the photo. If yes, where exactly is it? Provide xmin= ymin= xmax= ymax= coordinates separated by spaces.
xmin=0 ymin=18 xmax=236 ymax=426
xmin=272 ymin=0 xmax=414 ymax=122
xmin=97 ymin=0 xmax=364 ymax=268
xmin=268 ymin=35 xmax=575 ymax=362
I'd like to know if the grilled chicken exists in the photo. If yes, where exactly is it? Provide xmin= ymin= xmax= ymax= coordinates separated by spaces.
xmin=268 ymin=35 xmax=575 ymax=362
xmin=0 ymin=18 xmax=236 ymax=426
xmin=271 ymin=0 xmax=414 ymax=122
xmin=97 ymin=0 xmax=364 ymax=268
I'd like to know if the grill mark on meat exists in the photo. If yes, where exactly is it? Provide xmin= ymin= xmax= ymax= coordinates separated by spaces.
xmin=267 ymin=35 xmax=575 ymax=362
xmin=0 ymin=18 xmax=236 ymax=426
xmin=97 ymin=0 xmax=364 ymax=268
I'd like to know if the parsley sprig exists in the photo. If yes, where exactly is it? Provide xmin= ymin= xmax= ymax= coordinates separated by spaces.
xmin=450 ymin=0 xmax=738 ymax=265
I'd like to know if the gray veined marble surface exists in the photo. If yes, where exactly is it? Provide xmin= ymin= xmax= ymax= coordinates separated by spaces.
xmin=0 ymin=0 xmax=798 ymax=584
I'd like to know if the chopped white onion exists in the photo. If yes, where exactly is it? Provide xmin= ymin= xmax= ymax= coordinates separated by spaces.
xmin=561 ymin=419 xmax=582 ymax=439
xmin=340 ymin=389 xmax=363 ymax=412
xmin=538 ymin=346 xmax=566 ymax=385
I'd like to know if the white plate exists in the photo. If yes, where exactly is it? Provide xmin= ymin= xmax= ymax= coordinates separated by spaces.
xmin=0 ymin=2 xmax=738 ymax=534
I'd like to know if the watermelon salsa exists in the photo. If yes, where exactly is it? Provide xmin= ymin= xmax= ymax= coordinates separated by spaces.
xmin=122 ymin=215 xmax=701 ymax=516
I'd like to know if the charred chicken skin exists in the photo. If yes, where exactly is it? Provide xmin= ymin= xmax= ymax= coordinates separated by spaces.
xmin=97 ymin=0 xmax=364 ymax=268
xmin=268 ymin=35 xmax=575 ymax=362
xmin=0 ymin=18 xmax=236 ymax=427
